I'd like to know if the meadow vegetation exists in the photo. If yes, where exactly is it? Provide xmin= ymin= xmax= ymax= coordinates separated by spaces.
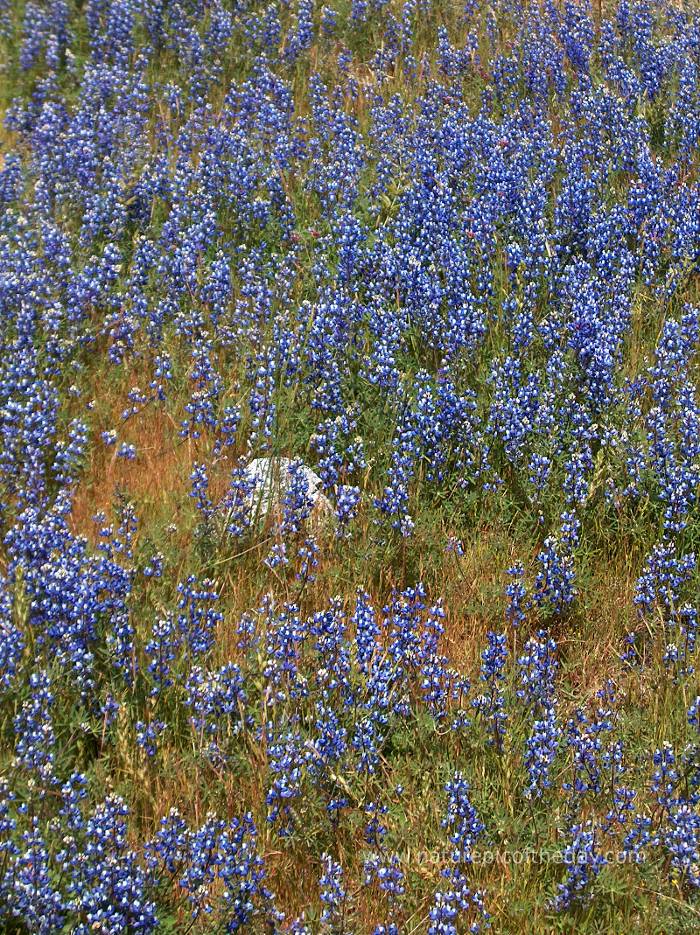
xmin=0 ymin=0 xmax=699 ymax=931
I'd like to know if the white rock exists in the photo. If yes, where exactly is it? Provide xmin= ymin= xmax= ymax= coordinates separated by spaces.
xmin=240 ymin=457 xmax=334 ymax=529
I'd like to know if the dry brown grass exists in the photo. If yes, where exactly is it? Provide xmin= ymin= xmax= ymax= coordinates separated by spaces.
xmin=70 ymin=374 xmax=235 ymax=545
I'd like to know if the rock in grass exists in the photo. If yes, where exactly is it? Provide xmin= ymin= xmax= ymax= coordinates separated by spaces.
xmin=243 ymin=457 xmax=334 ymax=531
